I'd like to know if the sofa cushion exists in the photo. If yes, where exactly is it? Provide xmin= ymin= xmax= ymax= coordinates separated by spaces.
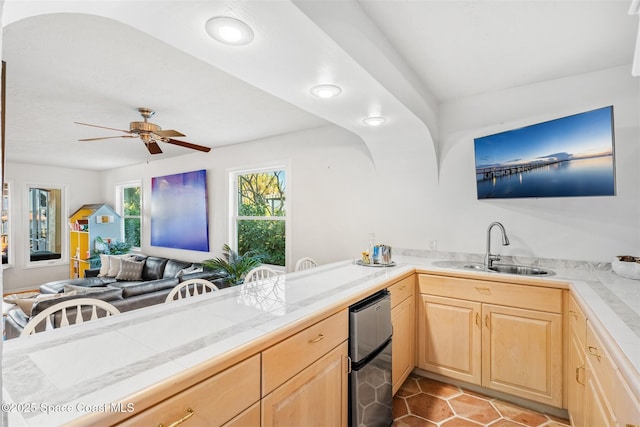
xmin=163 ymin=259 xmax=194 ymax=279
xmin=142 ymin=257 xmax=169 ymax=281
xmin=39 ymin=277 xmax=118 ymax=294
xmin=115 ymin=258 xmax=146 ymax=281
xmin=117 ymin=278 xmax=179 ymax=298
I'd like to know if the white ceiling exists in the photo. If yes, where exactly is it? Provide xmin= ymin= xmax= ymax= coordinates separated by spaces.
xmin=2 ymin=0 xmax=637 ymax=171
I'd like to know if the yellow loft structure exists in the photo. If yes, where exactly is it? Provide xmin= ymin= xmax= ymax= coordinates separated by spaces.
xmin=69 ymin=204 xmax=122 ymax=278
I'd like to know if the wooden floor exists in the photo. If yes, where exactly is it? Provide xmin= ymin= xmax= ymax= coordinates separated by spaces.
xmin=393 ymin=375 xmax=571 ymax=427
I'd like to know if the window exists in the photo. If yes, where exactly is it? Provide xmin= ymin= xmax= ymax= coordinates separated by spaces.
xmin=27 ymin=185 xmax=64 ymax=264
xmin=117 ymin=182 xmax=141 ymax=249
xmin=231 ymin=168 xmax=287 ymax=267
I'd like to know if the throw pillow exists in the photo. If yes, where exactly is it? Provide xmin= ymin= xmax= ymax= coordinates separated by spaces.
xmin=98 ymin=254 xmax=111 ymax=277
xmin=14 ymin=291 xmax=77 ymax=316
xmin=106 ymin=254 xmax=132 ymax=277
xmin=115 ymin=258 xmax=145 ymax=281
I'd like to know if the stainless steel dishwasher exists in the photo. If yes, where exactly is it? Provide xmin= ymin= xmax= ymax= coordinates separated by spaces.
xmin=348 ymin=289 xmax=393 ymax=427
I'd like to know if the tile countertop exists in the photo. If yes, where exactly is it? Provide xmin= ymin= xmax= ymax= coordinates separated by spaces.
xmin=2 ymin=256 xmax=639 ymax=426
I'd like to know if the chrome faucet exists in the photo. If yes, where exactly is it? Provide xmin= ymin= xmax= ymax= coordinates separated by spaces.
xmin=485 ymin=222 xmax=510 ymax=270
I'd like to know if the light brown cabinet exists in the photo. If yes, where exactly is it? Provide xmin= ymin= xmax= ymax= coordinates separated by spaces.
xmin=389 ymin=276 xmax=416 ymax=394
xmin=262 ymin=341 xmax=349 ymax=427
xmin=261 ymin=309 xmax=349 ymax=427
xmin=566 ymin=293 xmax=640 ymax=427
xmin=417 ymin=274 xmax=563 ymax=407
xmin=567 ymin=294 xmax=587 ymax=427
xmin=118 ymin=354 xmax=261 ymax=427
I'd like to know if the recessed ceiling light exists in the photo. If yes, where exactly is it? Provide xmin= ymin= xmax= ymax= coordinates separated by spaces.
xmin=310 ymin=84 xmax=342 ymax=99
xmin=363 ymin=116 xmax=387 ymax=126
xmin=205 ymin=16 xmax=254 ymax=46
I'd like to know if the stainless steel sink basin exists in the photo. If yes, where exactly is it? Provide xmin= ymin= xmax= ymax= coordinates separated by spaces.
xmin=432 ymin=260 xmax=554 ymax=276
xmin=488 ymin=264 xmax=555 ymax=276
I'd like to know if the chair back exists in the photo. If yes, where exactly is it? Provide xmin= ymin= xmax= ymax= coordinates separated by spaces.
xmin=21 ymin=298 xmax=120 ymax=337
xmin=165 ymin=278 xmax=219 ymax=303
xmin=244 ymin=266 xmax=280 ymax=284
xmin=295 ymin=257 xmax=318 ymax=271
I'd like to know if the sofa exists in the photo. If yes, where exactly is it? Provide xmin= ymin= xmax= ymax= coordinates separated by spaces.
xmin=4 ymin=255 xmax=226 ymax=339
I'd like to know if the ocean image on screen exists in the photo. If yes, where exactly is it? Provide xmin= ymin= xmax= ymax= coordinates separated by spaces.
xmin=474 ymin=106 xmax=615 ymax=199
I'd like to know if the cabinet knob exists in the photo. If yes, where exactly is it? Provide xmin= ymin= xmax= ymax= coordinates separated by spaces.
xmin=575 ymin=366 xmax=585 ymax=385
xmin=159 ymin=408 xmax=194 ymax=427
xmin=587 ymin=346 xmax=602 ymax=362
xmin=309 ymin=333 xmax=325 ymax=344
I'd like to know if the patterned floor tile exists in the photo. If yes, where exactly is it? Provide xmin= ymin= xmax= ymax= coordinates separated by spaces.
xmin=393 ymin=375 xmax=571 ymax=427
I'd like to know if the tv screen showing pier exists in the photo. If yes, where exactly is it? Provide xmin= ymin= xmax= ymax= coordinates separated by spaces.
xmin=474 ymin=106 xmax=615 ymax=199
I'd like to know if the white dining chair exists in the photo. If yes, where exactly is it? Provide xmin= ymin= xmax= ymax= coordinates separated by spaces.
xmin=243 ymin=266 xmax=280 ymax=284
xmin=165 ymin=278 xmax=219 ymax=303
xmin=21 ymin=298 xmax=120 ymax=337
xmin=295 ymin=257 xmax=318 ymax=271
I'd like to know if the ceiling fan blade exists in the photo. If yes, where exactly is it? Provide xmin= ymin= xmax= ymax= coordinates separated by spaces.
xmin=145 ymin=140 xmax=163 ymax=154
xmin=163 ymin=138 xmax=211 ymax=153
xmin=154 ymin=129 xmax=185 ymax=138
xmin=78 ymin=135 xmax=138 ymax=142
xmin=74 ymin=121 xmax=133 ymax=134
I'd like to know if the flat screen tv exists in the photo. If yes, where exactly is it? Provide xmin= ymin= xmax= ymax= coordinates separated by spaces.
xmin=474 ymin=106 xmax=616 ymax=199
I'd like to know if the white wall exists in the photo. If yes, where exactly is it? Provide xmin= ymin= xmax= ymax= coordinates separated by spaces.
xmin=98 ymin=125 xmax=376 ymax=270
xmin=4 ymin=66 xmax=638 ymax=293
xmin=3 ymin=163 xmax=101 ymax=292
xmin=434 ymin=65 xmax=639 ymax=262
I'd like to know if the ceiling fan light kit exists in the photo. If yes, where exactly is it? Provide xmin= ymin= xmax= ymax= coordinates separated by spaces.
xmin=75 ymin=107 xmax=211 ymax=155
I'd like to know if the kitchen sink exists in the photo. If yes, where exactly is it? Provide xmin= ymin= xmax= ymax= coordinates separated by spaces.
xmin=432 ymin=260 xmax=555 ymax=276
xmin=487 ymin=264 xmax=555 ymax=276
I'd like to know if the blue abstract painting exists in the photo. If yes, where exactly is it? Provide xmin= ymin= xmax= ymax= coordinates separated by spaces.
xmin=151 ymin=169 xmax=209 ymax=251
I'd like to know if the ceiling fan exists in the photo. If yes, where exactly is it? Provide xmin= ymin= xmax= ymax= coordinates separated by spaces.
xmin=75 ymin=107 xmax=211 ymax=155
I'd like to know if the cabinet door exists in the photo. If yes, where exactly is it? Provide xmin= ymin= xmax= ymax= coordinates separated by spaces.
xmin=567 ymin=333 xmax=586 ymax=427
xmin=391 ymin=294 xmax=415 ymax=395
xmin=585 ymin=359 xmax=615 ymax=427
xmin=482 ymin=304 xmax=562 ymax=407
xmin=417 ymin=295 xmax=482 ymax=385
xmin=614 ymin=368 xmax=640 ymax=427
xmin=262 ymin=341 xmax=348 ymax=427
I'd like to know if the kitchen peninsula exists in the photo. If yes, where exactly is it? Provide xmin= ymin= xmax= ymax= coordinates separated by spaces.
xmin=2 ymin=256 xmax=639 ymax=426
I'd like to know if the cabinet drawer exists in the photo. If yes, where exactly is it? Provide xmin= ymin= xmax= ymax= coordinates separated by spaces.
xmin=568 ymin=293 xmax=587 ymax=347
xmin=389 ymin=275 xmax=414 ymax=308
xmin=223 ymin=402 xmax=260 ymax=427
xmin=262 ymin=310 xmax=348 ymax=395
xmin=586 ymin=322 xmax=615 ymax=403
xmin=119 ymin=354 xmax=260 ymax=426
xmin=418 ymin=274 xmax=562 ymax=313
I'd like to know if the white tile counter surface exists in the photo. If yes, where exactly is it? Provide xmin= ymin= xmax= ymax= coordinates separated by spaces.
xmin=2 ymin=256 xmax=639 ymax=426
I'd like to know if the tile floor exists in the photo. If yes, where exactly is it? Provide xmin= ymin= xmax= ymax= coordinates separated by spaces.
xmin=393 ymin=375 xmax=572 ymax=427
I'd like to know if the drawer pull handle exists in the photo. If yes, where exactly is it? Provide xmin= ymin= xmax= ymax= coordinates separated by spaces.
xmin=475 ymin=313 xmax=480 ymax=327
xmin=475 ymin=287 xmax=491 ymax=294
xmin=160 ymin=408 xmax=194 ymax=427
xmin=309 ymin=334 xmax=325 ymax=344
xmin=575 ymin=366 xmax=585 ymax=385
xmin=484 ymin=314 xmax=489 ymax=327
xmin=568 ymin=310 xmax=578 ymax=318
xmin=587 ymin=346 xmax=602 ymax=361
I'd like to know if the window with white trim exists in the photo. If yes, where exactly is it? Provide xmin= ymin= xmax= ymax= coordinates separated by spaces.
xmin=117 ymin=181 xmax=141 ymax=249
xmin=231 ymin=168 xmax=287 ymax=267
